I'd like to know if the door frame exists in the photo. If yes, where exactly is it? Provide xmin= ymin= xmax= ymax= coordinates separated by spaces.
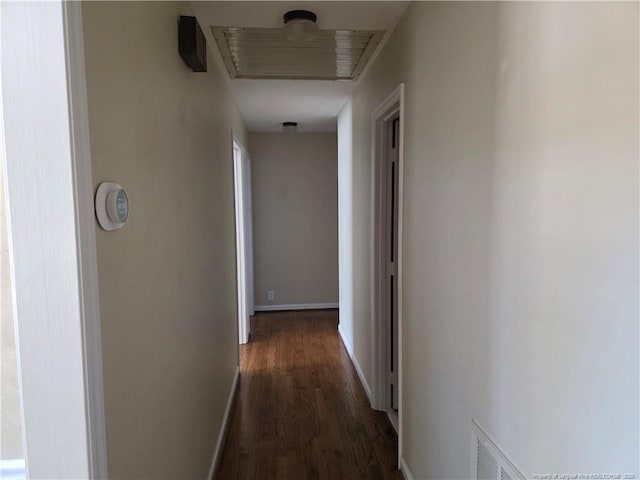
xmin=370 ymin=84 xmax=405 ymax=448
xmin=243 ymin=150 xmax=255 ymax=318
xmin=1 ymin=1 xmax=108 ymax=477
xmin=232 ymin=136 xmax=253 ymax=344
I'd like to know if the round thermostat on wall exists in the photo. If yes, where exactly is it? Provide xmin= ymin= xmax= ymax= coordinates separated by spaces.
xmin=95 ymin=182 xmax=129 ymax=231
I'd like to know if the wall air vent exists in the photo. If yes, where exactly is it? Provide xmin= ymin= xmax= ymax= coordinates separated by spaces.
xmin=477 ymin=439 xmax=499 ymax=480
xmin=501 ymin=468 xmax=514 ymax=480
xmin=179 ymin=16 xmax=207 ymax=72
xmin=211 ymin=26 xmax=384 ymax=81
xmin=472 ymin=420 xmax=526 ymax=480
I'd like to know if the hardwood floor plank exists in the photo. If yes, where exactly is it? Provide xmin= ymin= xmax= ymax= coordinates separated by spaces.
xmin=215 ymin=310 xmax=401 ymax=480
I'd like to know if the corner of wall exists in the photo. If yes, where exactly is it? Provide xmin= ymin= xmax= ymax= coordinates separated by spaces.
xmin=338 ymin=323 xmax=373 ymax=405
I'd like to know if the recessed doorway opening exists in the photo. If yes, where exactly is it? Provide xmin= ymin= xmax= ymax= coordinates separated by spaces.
xmin=371 ymin=84 xmax=405 ymax=455
xmin=232 ymin=137 xmax=254 ymax=345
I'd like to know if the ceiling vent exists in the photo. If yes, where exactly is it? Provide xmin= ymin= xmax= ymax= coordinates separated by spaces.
xmin=211 ymin=23 xmax=384 ymax=81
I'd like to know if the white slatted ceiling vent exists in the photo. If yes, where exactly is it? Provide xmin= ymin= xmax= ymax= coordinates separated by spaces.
xmin=472 ymin=420 xmax=526 ymax=480
xmin=211 ymin=27 xmax=384 ymax=80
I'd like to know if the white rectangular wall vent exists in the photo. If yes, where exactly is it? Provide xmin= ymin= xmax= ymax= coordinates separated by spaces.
xmin=472 ymin=420 xmax=525 ymax=480
xmin=501 ymin=468 xmax=513 ymax=480
xmin=477 ymin=439 xmax=499 ymax=480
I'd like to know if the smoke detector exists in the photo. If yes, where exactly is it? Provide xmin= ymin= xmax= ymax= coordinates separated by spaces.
xmin=283 ymin=10 xmax=319 ymax=42
xmin=282 ymin=122 xmax=298 ymax=132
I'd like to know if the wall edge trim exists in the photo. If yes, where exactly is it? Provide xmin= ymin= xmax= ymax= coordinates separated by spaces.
xmin=207 ymin=366 xmax=240 ymax=480
xmin=338 ymin=324 xmax=373 ymax=405
xmin=399 ymin=456 xmax=414 ymax=480
xmin=254 ymin=303 xmax=338 ymax=312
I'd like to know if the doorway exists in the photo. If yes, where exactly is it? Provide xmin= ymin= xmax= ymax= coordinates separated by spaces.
xmin=384 ymin=114 xmax=400 ymax=417
xmin=371 ymin=85 xmax=404 ymax=441
xmin=233 ymin=138 xmax=254 ymax=344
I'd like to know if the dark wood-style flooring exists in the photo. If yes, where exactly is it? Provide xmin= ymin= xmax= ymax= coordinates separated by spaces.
xmin=215 ymin=309 xmax=402 ymax=480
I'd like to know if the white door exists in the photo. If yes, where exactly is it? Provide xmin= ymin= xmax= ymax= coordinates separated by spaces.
xmin=385 ymin=116 xmax=400 ymax=411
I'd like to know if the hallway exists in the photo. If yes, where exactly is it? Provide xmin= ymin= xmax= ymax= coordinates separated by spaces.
xmin=2 ymin=2 xmax=637 ymax=478
xmin=216 ymin=310 xmax=402 ymax=480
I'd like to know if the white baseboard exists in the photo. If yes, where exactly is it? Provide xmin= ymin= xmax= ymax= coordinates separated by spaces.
xmin=337 ymin=325 xmax=373 ymax=405
xmin=254 ymin=303 xmax=338 ymax=312
xmin=399 ymin=456 xmax=414 ymax=480
xmin=207 ymin=366 xmax=240 ymax=480
xmin=386 ymin=409 xmax=399 ymax=434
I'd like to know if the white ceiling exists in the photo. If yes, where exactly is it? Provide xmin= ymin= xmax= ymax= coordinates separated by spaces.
xmin=191 ymin=2 xmax=409 ymax=132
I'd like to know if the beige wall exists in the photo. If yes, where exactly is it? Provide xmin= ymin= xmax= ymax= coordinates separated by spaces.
xmin=250 ymin=133 xmax=338 ymax=307
xmin=340 ymin=1 xmax=638 ymax=477
xmin=82 ymin=2 xmax=247 ymax=478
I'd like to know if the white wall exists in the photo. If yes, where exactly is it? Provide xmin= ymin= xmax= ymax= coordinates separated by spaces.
xmin=342 ymin=2 xmax=638 ymax=478
xmin=82 ymin=2 xmax=247 ymax=477
xmin=0 ymin=164 xmax=21 ymax=461
xmin=487 ymin=3 xmax=638 ymax=473
xmin=337 ymin=102 xmax=354 ymax=351
xmin=250 ymin=132 xmax=338 ymax=308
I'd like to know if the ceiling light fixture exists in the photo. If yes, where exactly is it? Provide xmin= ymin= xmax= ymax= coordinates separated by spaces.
xmin=283 ymin=10 xmax=319 ymax=42
xmin=282 ymin=122 xmax=298 ymax=132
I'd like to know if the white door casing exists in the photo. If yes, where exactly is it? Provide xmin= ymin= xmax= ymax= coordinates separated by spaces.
xmin=370 ymin=83 xmax=405 ymax=462
xmin=233 ymin=137 xmax=253 ymax=344
xmin=0 ymin=1 xmax=108 ymax=477
xmin=243 ymin=151 xmax=255 ymax=318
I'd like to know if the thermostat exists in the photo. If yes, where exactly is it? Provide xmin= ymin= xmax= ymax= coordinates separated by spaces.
xmin=95 ymin=182 xmax=129 ymax=230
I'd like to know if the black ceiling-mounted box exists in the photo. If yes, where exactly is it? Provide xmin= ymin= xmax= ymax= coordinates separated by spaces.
xmin=178 ymin=16 xmax=207 ymax=72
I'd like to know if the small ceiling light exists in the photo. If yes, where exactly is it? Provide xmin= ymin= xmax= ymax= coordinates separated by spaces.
xmin=283 ymin=10 xmax=319 ymax=42
xmin=282 ymin=122 xmax=298 ymax=132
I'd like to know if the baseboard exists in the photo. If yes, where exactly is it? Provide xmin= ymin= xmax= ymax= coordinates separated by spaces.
xmin=386 ymin=409 xmax=398 ymax=434
xmin=207 ymin=366 xmax=240 ymax=480
xmin=337 ymin=325 xmax=373 ymax=405
xmin=254 ymin=303 xmax=338 ymax=312
xmin=399 ymin=456 xmax=414 ymax=480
